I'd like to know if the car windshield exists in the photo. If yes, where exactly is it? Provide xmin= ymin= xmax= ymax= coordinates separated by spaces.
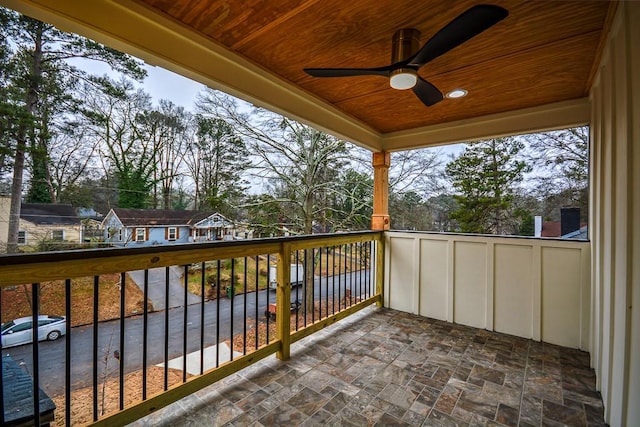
xmin=1 ymin=321 xmax=15 ymax=332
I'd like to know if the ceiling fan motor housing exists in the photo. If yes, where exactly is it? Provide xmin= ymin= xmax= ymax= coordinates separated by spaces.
xmin=390 ymin=29 xmax=421 ymax=90
xmin=391 ymin=28 xmax=421 ymax=62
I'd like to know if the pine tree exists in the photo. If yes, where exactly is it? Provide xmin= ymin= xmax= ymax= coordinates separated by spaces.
xmin=445 ymin=137 xmax=530 ymax=234
xmin=187 ymin=115 xmax=249 ymax=217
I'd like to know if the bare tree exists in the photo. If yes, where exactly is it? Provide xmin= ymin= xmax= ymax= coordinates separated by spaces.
xmin=48 ymin=122 xmax=99 ymax=203
xmin=83 ymin=77 xmax=158 ymax=208
xmin=197 ymin=90 xmax=351 ymax=234
xmin=137 ymin=99 xmax=189 ymax=209
xmin=526 ymin=126 xmax=588 ymax=187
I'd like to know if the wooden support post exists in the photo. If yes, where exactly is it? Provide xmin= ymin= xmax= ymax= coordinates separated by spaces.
xmin=276 ymin=242 xmax=292 ymax=360
xmin=372 ymin=151 xmax=391 ymax=230
xmin=375 ymin=233 xmax=385 ymax=307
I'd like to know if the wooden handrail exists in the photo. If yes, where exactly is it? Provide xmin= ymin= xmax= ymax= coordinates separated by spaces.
xmin=0 ymin=231 xmax=382 ymax=287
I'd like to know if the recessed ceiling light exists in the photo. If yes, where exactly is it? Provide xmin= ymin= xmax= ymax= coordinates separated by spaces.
xmin=446 ymin=89 xmax=468 ymax=99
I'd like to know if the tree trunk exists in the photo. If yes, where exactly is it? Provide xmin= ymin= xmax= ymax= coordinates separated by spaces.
xmin=7 ymin=23 xmax=43 ymax=253
xmin=7 ymin=146 xmax=25 ymax=253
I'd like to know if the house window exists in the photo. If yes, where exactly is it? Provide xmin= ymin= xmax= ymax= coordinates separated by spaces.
xmin=117 ymin=229 xmax=123 ymax=241
xmin=51 ymin=229 xmax=64 ymax=241
xmin=17 ymin=231 xmax=27 ymax=244
xmin=135 ymin=228 xmax=146 ymax=242
xmin=167 ymin=227 xmax=177 ymax=241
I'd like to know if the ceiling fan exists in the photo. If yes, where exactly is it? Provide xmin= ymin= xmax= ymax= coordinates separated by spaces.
xmin=303 ymin=4 xmax=508 ymax=107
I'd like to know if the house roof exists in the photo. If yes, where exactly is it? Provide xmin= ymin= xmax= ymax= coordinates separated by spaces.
xmin=20 ymin=203 xmax=80 ymax=226
xmin=541 ymin=221 xmax=588 ymax=238
xmin=4 ymin=0 xmax=617 ymax=152
xmin=109 ymin=208 xmax=222 ymax=227
xmin=2 ymin=355 xmax=56 ymax=424
xmin=563 ymin=225 xmax=588 ymax=240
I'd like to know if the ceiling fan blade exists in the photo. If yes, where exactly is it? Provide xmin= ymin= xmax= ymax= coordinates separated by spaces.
xmin=412 ymin=77 xmax=444 ymax=107
xmin=408 ymin=5 xmax=508 ymax=67
xmin=304 ymin=66 xmax=392 ymax=78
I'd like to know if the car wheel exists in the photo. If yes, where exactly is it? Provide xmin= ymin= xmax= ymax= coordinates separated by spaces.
xmin=47 ymin=330 xmax=61 ymax=341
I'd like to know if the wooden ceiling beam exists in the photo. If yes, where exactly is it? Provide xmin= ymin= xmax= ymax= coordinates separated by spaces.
xmin=380 ymin=98 xmax=590 ymax=151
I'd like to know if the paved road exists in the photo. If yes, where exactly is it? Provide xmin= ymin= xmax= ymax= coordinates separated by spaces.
xmin=128 ymin=266 xmax=200 ymax=310
xmin=4 ymin=269 xmax=372 ymax=397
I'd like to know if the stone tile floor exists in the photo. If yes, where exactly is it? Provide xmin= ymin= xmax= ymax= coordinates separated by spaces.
xmin=131 ymin=306 xmax=606 ymax=426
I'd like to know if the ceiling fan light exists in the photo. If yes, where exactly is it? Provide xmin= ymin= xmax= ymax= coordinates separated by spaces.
xmin=390 ymin=69 xmax=418 ymax=90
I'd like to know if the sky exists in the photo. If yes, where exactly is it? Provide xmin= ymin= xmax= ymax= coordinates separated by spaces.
xmin=68 ymin=57 xmax=205 ymax=111
xmin=140 ymin=65 xmax=205 ymax=110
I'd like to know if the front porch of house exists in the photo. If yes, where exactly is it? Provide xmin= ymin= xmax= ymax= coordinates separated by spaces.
xmin=132 ymin=306 xmax=605 ymax=427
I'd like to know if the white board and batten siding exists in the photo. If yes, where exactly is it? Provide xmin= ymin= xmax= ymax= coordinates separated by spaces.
xmin=384 ymin=231 xmax=590 ymax=350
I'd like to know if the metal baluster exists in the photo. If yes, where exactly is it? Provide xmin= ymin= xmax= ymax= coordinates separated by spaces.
xmin=230 ymin=258 xmax=235 ymax=361
xmin=243 ymin=257 xmax=248 ymax=355
xmin=32 ymin=283 xmax=40 ymax=427
xmin=216 ymin=260 xmax=221 ymax=367
xmin=142 ymin=270 xmax=149 ymax=400
xmin=325 ymin=246 xmax=329 ymax=318
xmin=254 ymin=256 xmax=259 ymax=350
xmin=200 ymin=262 xmax=205 ymax=375
xmin=295 ymin=251 xmax=300 ymax=331
xmin=119 ymin=273 xmax=125 ymax=410
xmin=318 ymin=247 xmax=322 ymax=319
xmin=182 ymin=265 xmax=188 ymax=381
xmin=349 ymin=244 xmax=354 ymax=307
xmin=339 ymin=244 xmax=343 ymax=310
xmin=164 ymin=267 xmax=169 ymax=391
xmin=65 ymin=279 xmax=71 ymax=426
xmin=359 ymin=242 xmax=363 ymax=301
xmin=367 ymin=240 xmax=373 ymax=298
xmin=92 ymin=276 xmax=99 ymax=421
xmin=332 ymin=246 xmax=336 ymax=315
xmin=266 ymin=255 xmax=270 ymax=343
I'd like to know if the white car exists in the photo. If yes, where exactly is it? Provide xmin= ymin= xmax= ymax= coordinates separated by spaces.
xmin=1 ymin=315 xmax=66 ymax=348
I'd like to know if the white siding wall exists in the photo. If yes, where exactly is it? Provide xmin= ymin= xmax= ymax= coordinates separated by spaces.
xmin=384 ymin=232 xmax=590 ymax=350
xmin=589 ymin=3 xmax=640 ymax=425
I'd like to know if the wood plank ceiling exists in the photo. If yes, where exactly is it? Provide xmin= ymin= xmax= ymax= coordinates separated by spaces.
xmin=138 ymin=0 xmax=614 ymax=135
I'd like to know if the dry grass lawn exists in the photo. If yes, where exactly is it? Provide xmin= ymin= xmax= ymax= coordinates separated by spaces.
xmin=51 ymin=366 xmax=188 ymax=426
xmin=1 ymin=273 xmax=149 ymax=326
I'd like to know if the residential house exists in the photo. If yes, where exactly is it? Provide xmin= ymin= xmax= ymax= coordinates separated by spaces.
xmin=101 ymin=208 xmax=236 ymax=246
xmin=77 ymin=207 xmax=104 ymax=242
xmin=534 ymin=208 xmax=587 ymax=238
xmin=0 ymin=196 xmax=82 ymax=250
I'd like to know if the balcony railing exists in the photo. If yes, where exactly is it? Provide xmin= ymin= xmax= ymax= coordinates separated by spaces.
xmin=0 ymin=231 xmax=383 ymax=426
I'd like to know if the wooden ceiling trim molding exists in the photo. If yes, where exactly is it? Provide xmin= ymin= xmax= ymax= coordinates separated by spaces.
xmin=230 ymin=0 xmax=322 ymax=51
xmin=381 ymin=98 xmax=591 ymax=152
xmin=586 ymin=1 xmax=619 ymax=93
xmin=0 ymin=0 xmax=383 ymax=151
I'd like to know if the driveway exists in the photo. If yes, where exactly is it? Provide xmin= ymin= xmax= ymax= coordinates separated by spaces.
xmin=129 ymin=266 xmax=201 ymax=310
